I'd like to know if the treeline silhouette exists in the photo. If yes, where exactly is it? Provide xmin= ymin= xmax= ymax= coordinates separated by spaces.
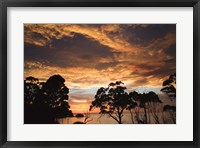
xmin=90 ymin=74 xmax=176 ymax=124
xmin=24 ymin=73 xmax=176 ymax=124
xmin=24 ymin=75 xmax=73 ymax=124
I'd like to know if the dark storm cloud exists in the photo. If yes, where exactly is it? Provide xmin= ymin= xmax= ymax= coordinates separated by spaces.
xmin=25 ymin=33 xmax=115 ymax=68
xmin=128 ymin=24 xmax=176 ymax=46
xmin=164 ymin=44 xmax=176 ymax=59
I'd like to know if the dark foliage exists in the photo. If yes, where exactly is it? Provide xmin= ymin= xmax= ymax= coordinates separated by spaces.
xmin=129 ymin=91 xmax=162 ymax=124
xmin=163 ymin=105 xmax=176 ymax=112
xmin=24 ymin=75 xmax=73 ymax=124
xmin=90 ymin=81 xmax=130 ymax=124
xmin=90 ymin=81 xmax=162 ymax=124
xmin=161 ymin=74 xmax=176 ymax=123
xmin=161 ymin=73 xmax=176 ymax=99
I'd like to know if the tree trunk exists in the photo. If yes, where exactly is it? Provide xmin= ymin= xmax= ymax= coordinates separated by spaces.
xmin=144 ymin=106 xmax=147 ymax=124
xmin=129 ymin=110 xmax=134 ymax=124
xmin=118 ymin=113 xmax=122 ymax=124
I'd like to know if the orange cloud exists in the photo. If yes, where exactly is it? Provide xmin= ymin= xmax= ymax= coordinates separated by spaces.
xmin=24 ymin=24 xmax=176 ymax=113
xmin=24 ymin=60 xmax=165 ymax=89
xmin=24 ymin=24 xmax=142 ymax=52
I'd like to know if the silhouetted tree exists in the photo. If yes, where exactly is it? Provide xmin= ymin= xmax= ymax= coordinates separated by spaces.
xmin=42 ymin=75 xmax=68 ymax=106
xmin=145 ymin=92 xmax=162 ymax=124
xmin=25 ymin=76 xmax=39 ymax=84
xmin=42 ymin=75 xmax=73 ymax=117
xmin=127 ymin=91 xmax=139 ymax=123
xmin=161 ymin=73 xmax=176 ymax=100
xmin=24 ymin=76 xmax=55 ymax=123
xmin=24 ymin=75 xmax=73 ymax=124
xmin=90 ymin=81 xmax=129 ymax=124
xmin=128 ymin=91 xmax=162 ymax=124
xmin=24 ymin=77 xmax=40 ymax=104
xmin=160 ymin=74 xmax=176 ymax=123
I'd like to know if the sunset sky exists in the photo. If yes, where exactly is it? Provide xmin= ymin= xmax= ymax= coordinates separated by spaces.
xmin=24 ymin=24 xmax=176 ymax=113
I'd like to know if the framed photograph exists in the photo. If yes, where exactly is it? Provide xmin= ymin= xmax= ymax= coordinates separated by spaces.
xmin=0 ymin=0 xmax=199 ymax=147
